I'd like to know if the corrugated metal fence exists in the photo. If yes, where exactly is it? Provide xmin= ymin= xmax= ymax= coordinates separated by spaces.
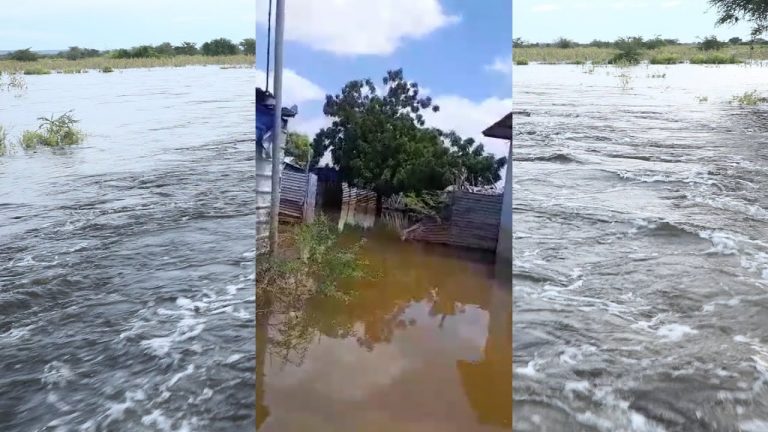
xmin=403 ymin=191 xmax=502 ymax=252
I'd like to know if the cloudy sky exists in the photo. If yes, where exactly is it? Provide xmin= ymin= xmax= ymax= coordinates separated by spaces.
xmin=514 ymin=0 xmax=755 ymax=43
xmin=256 ymin=0 xmax=514 ymax=158
xmin=0 ymin=0 xmax=254 ymax=50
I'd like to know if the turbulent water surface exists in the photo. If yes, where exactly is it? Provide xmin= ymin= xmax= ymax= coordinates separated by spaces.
xmin=0 ymin=66 xmax=255 ymax=431
xmin=513 ymin=64 xmax=768 ymax=431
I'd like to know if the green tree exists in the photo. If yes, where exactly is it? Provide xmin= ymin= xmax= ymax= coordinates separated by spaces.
xmin=8 ymin=48 xmax=38 ymax=62
xmin=312 ymin=69 xmax=505 ymax=206
xmin=201 ymin=38 xmax=239 ymax=56
xmin=154 ymin=42 xmax=175 ymax=57
xmin=553 ymin=37 xmax=575 ymax=48
xmin=699 ymin=35 xmax=726 ymax=50
xmin=286 ymin=132 xmax=312 ymax=168
xmin=710 ymin=0 xmax=768 ymax=37
xmin=729 ymin=36 xmax=744 ymax=44
xmin=174 ymin=41 xmax=199 ymax=55
xmin=240 ymin=38 xmax=256 ymax=55
xmin=610 ymin=36 xmax=644 ymax=63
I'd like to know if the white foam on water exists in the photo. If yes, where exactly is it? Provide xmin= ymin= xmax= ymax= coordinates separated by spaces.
xmin=167 ymin=364 xmax=195 ymax=388
xmin=655 ymin=324 xmax=698 ymax=342
xmin=224 ymin=353 xmax=244 ymax=364
xmin=141 ymin=409 xmax=173 ymax=430
xmin=41 ymin=361 xmax=74 ymax=387
xmin=741 ymin=419 xmax=768 ymax=432
xmin=516 ymin=359 xmax=541 ymax=377
xmin=564 ymin=380 xmax=591 ymax=395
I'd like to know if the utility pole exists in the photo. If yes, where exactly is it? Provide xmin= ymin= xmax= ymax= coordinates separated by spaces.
xmin=268 ymin=0 xmax=285 ymax=252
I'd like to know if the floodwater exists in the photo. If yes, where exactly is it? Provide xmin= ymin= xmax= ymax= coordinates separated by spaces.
xmin=0 ymin=67 xmax=255 ymax=430
xmin=514 ymin=63 xmax=768 ymax=431
xmin=256 ymin=207 xmax=513 ymax=431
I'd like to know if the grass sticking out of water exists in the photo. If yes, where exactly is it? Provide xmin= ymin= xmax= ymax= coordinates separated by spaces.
xmin=649 ymin=52 xmax=681 ymax=64
xmin=19 ymin=111 xmax=85 ymax=149
xmin=515 ymin=57 xmax=529 ymax=65
xmin=732 ymin=90 xmax=768 ymax=106
xmin=0 ymin=55 xmax=254 ymax=73
xmin=696 ymin=95 xmax=709 ymax=103
xmin=514 ymin=44 xmax=766 ymax=64
xmin=257 ymin=215 xmax=367 ymax=312
xmin=0 ymin=125 xmax=7 ymax=155
xmin=60 ymin=68 xmax=85 ymax=74
xmin=100 ymin=66 xmax=114 ymax=73
xmin=690 ymin=53 xmax=740 ymax=64
xmin=23 ymin=67 xmax=51 ymax=75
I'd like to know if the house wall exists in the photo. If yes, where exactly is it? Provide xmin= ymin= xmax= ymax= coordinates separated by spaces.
xmin=496 ymin=139 xmax=513 ymax=265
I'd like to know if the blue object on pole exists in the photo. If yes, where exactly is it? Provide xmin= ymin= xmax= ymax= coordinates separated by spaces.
xmin=256 ymin=87 xmax=298 ymax=151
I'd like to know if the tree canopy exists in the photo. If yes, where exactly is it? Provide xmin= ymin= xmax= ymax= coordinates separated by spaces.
xmin=286 ymin=131 xmax=312 ymax=168
xmin=240 ymin=38 xmax=256 ymax=56
xmin=201 ymin=38 xmax=239 ymax=56
xmin=311 ymin=69 xmax=506 ymax=200
xmin=710 ymin=0 xmax=768 ymax=37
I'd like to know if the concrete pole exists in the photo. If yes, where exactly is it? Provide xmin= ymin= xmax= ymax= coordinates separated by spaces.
xmin=269 ymin=0 xmax=285 ymax=253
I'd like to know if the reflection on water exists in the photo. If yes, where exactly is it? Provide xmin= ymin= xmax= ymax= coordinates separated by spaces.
xmin=257 ymin=212 xmax=512 ymax=431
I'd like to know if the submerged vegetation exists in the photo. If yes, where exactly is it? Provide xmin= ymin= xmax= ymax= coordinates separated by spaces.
xmin=513 ymin=35 xmax=765 ymax=64
xmin=732 ymin=90 xmax=768 ymax=106
xmin=0 ymin=38 xmax=255 ymax=73
xmin=257 ymin=215 xmax=367 ymax=312
xmin=19 ymin=111 xmax=85 ymax=149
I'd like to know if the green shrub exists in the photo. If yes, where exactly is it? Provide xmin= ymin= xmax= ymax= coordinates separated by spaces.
xmin=19 ymin=111 xmax=85 ymax=149
xmin=690 ymin=53 xmax=739 ymax=64
xmin=23 ymin=67 xmax=51 ymax=75
xmin=610 ymin=37 xmax=644 ymax=64
xmin=515 ymin=57 xmax=529 ymax=65
xmin=649 ymin=52 xmax=681 ymax=64
xmin=0 ymin=125 xmax=7 ymax=155
xmin=8 ymin=48 xmax=38 ymax=62
xmin=699 ymin=35 xmax=726 ymax=51
xmin=732 ymin=90 xmax=768 ymax=106
xmin=100 ymin=66 xmax=114 ymax=73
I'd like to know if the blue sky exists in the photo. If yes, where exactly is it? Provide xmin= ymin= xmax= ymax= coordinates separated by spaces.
xmin=514 ymin=0 xmax=754 ymax=43
xmin=255 ymin=0 xmax=515 ymax=158
xmin=0 ymin=0 xmax=253 ymax=51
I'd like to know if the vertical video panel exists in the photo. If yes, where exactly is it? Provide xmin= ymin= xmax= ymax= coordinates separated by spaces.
xmin=0 ymin=1 xmax=256 ymax=430
xmin=255 ymin=0 xmax=513 ymax=430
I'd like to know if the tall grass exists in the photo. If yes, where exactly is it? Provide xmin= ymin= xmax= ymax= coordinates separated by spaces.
xmin=23 ymin=66 xmax=51 ymax=75
xmin=0 ymin=54 xmax=254 ymax=73
xmin=514 ymin=44 xmax=768 ymax=64
xmin=689 ymin=53 xmax=740 ymax=64
xmin=0 ymin=125 xmax=7 ymax=155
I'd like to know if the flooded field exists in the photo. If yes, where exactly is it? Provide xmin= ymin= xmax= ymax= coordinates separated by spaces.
xmin=513 ymin=64 xmax=768 ymax=431
xmin=256 ymin=209 xmax=513 ymax=431
xmin=0 ymin=67 xmax=255 ymax=430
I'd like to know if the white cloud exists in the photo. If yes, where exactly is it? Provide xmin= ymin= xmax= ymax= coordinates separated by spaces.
xmin=255 ymin=68 xmax=326 ymax=105
xmin=661 ymin=0 xmax=681 ymax=8
xmin=532 ymin=4 xmax=560 ymax=12
xmin=426 ymin=95 xmax=515 ymax=158
xmin=255 ymin=0 xmax=460 ymax=55
xmin=485 ymin=55 xmax=514 ymax=76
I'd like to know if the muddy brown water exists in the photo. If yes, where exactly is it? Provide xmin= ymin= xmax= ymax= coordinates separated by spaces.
xmin=256 ymin=208 xmax=512 ymax=431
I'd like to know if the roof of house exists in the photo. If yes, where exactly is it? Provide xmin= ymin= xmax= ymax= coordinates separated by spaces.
xmin=481 ymin=110 xmax=530 ymax=140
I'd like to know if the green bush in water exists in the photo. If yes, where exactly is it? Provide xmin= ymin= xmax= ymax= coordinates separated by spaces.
xmin=100 ymin=66 xmax=114 ymax=73
xmin=19 ymin=111 xmax=85 ymax=149
xmin=649 ymin=52 xmax=681 ymax=64
xmin=690 ymin=53 xmax=739 ymax=64
xmin=0 ymin=125 xmax=7 ymax=155
xmin=732 ymin=90 xmax=768 ymax=106
xmin=23 ymin=67 xmax=51 ymax=75
xmin=515 ymin=57 xmax=529 ymax=65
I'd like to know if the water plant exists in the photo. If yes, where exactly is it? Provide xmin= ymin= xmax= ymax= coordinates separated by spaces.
xmin=732 ymin=90 xmax=768 ymax=106
xmin=515 ymin=57 xmax=529 ymax=65
xmin=649 ymin=52 xmax=682 ymax=64
xmin=100 ymin=66 xmax=114 ymax=73
xmin=696 ymin=95 xmax=709 ymax=103
xmin=0 ymin=125 xmax=7 ymax=155
xmin=690 ymin=53 xmax=740 ymax=64
xmin=23 ymin=67 xmax=51 ymax=75
xmin=19 ymin=111 xmax=85 ymax=149
xmin=257 ymin=215 xmax=367 ymax=310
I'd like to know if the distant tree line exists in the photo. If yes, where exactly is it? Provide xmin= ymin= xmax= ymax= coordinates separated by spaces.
xmin=513 ymin=35 xmax=768 ymax=50
xmin=2 ymin=37 xmax=256 ymax=62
